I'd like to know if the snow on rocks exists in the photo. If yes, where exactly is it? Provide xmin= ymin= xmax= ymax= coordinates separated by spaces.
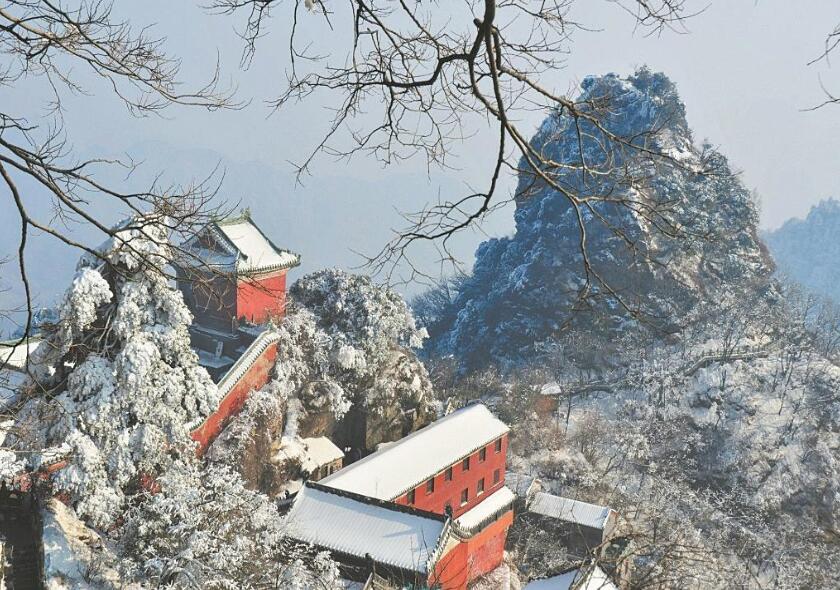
xmin=423 ymin=69 xmax=773 ymax=369
xmin=42 ymin=499 xmax=126 ymax=590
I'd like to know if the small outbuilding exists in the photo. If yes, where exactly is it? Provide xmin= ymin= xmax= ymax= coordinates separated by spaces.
xmin=300 ymin=436 xmax=344 ymax=481
xmin=525 ymin=492 xmax=617 ymax=559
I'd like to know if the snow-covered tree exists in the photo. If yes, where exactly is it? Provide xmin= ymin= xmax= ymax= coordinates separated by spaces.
xmin=273 ymin=269 xmax=433 ymax=422
xmin=9 ymin=215 xmax=220 ymax=528
xmin=118 ymin=460 xmax=342 ymax=589
xmin=5 ymin=216 xmax=343 ymax=588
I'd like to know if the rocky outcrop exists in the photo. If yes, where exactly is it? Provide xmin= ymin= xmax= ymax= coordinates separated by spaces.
xmin=424 ymin=69 xmax=774 ymax=369
xmin=41 ymin=498 xmax=128 ymax=589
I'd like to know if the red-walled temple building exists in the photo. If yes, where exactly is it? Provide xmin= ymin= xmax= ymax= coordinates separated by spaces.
xmin=175 ymin=215 xmax=516 ymax=586
xmin=177 ymin=211 xmax=300 ymax=330
xmin=174 ymin=212 xmax=300 ymax=452
xmin=321 ymin=403 xmax=510 ymax=519
xmin=288 ymin=403 xmax=516 ymax=589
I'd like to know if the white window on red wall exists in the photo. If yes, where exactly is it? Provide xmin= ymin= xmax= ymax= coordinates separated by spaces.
xmin=477 ymin=478 xmax=485 ymax=495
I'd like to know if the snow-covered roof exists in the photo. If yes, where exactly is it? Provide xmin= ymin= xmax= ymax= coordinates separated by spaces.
xmin=300 ymin=437 xmax=344 ymax=472
xmin=524 ymin=566 xmax=618 ymax=590
xmin=284 ymin=483 xmax=447 ymax=574
xmin=455 ymin=486 xmax=515 ymax=532
xmin=215 ymin=216 xmax=300 ymax=272
xmin=216 ymin=330 xmax=280 ymax=398
xmin=540 ymin=382 xmax=563 ymax=396
xmin=506 ymin=471 xmax=541 ymax=499
xmin=528 ymin=492 xmax=613 ymax=531
xmin=320 ymin=403 xmax=509 ymax=500
xmin=0 ymin=337 xmax=42 ymax=373
xmin=181 ymin=213 xmax=300 ymax=274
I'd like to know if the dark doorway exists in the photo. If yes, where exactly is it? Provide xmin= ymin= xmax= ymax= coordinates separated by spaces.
xmin=0 ymin=485 xmax=43 ymax=590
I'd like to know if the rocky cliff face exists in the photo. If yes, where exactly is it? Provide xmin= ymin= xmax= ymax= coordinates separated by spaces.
xmin=765 ymin=198 xmax=840 ymax=302
xmin=425 ymin=69 xmax=774 ymax=369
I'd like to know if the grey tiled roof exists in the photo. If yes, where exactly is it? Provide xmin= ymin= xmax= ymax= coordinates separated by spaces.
xmin=284 ymin=483 xmax=447 ymax=574
xmin=528 ymin=492 xmax=613 ymax=530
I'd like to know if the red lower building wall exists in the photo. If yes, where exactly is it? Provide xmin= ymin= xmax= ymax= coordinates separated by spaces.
xmin=236 ymin=271 xmax=287 ymax=324
xmin=431 ymin=510 xmax=514 ymax=590
xmin=190 ymin=342 xmax=278 ymax=454
xmin=394 ymin=434 xmax=508 ymax=518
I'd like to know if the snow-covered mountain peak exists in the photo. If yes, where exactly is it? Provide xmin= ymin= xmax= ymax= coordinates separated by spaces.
xmin=422 ymin=69 xmax=773 ymax=369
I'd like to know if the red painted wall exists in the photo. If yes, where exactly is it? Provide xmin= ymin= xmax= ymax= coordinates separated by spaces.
xmin=236 ymin=271 xmax=287 ymax=324
xmin=394 ymin=434 xmax=508 ymax=518
xmin=430 ymin=509 xmax=514 ymax=589
xmin=190 ymin=342 xmax=278 ymax=454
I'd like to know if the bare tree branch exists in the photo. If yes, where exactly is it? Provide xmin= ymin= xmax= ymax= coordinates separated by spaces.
xmin=209 ymin=0 xmax=711 ymax=318
xmin=0 ymin=0 xmax=241 ymax=342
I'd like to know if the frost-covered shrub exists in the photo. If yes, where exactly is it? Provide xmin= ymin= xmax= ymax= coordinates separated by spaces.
xmin=274 ymin=269 xmax=432 ymax=420
xmin=10 ymin=215 xmax=219 ymax=528
xmin=118 ymin=461 xmax=341 ymax=589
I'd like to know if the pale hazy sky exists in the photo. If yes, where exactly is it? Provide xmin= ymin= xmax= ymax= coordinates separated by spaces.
xmin=1 ymin=0 xmax=839 ymax=320
xmin=7 ymin=1 xmax=838 ymax=226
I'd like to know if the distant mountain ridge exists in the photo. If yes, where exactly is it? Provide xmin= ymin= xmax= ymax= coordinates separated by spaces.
xmin=764 ymin=198 xmax=840 ymax=303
